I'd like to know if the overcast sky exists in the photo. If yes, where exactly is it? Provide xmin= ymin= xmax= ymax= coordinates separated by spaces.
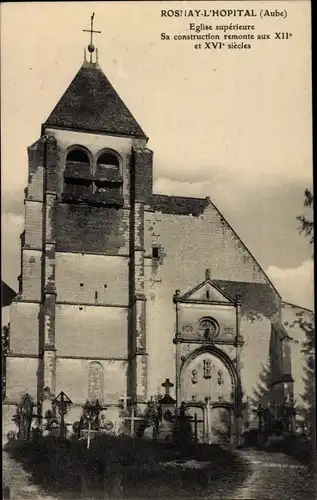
xmin=1 ymin=1 xmax=313 ymax=313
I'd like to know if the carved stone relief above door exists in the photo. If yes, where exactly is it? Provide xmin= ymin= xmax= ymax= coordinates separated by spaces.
xmin=181 ymin=351 xmax=232 ymax=404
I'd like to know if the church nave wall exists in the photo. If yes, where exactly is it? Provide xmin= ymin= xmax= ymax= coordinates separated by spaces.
xmin=54 ymin=358 xmax=128 ymax=406
xmin=144 ymin=201 xmax=268 ymax=290
xmin=239 ymin=317 xmax=272 ymax=405
xmin=143 ymin=203 xmax=275 ymax=400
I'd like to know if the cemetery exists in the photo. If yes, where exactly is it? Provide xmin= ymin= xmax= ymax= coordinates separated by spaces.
xmin=4 ymin=376 xmax=313 ymax=498
xmin=4 ymin=383 xmax=250 ymax=498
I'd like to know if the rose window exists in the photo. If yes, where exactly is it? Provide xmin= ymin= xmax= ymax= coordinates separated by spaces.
xmin=198 ymin=318 xmax=219 ymax=341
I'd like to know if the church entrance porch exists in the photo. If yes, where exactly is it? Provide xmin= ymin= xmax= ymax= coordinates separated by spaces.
xmin=208 ymin=403 xmax=232 ymax=445
xmin=178 ymin=348 xmax=241 ymax=446
xmin=183 ymin=404 xmax=205 ymax=442
xmin=183 ymin=401 xmax=234 ymax=445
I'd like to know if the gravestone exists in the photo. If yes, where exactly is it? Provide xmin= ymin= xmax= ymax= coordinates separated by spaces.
xmin=142 ymin=424 xmax=155 ymax=440
xmin=157 ymin=378 xmax=176 ymax=442
xmin=122 ymin=406 xmax=144 ymax=437
xmin=14 ymin=394 xmax=34 ymax=440
xmin=52 ymin=391 xmax=73 ymax=438
xmin=156 ymin=409 xmax=174 ymax=442
xmin=102 ymin=406 xmax=124 ymax=435
xmin=176 ymin=403 xmax=194 ymax=443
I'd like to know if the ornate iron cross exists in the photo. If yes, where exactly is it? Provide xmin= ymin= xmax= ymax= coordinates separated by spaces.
xmin=83 ymin=13 xmax=101 ymax=62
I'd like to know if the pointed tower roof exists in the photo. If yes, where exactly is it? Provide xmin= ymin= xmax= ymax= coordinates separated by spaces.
xmin=44 ymin=62 xmax=147 ymax=138
xmin=1 ymin=281 xmax=17 ymax=307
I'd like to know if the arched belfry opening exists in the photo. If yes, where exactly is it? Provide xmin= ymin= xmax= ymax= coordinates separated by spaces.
xmin=94 ymin=150 xmax=123 ymax=201
xmin=63 ymin=147 xmax=93 ymax=199
xmin=67 ymin=149 xmax=90 ymax=164
xmin=97 ymin=152 xmax=120 ymax=168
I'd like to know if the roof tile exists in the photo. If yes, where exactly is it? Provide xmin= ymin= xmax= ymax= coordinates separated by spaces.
xmin=150 ymin=194 xmax=209 ymax=217
xmin=44 ymin=63 xmax=146 ymax=138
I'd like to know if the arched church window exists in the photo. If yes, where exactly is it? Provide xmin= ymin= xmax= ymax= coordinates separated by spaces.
xmin=198 ymin=318 xmax=219 ymax=341
xmin=63 ymin=148 xmax=93 ymax=199
xmin=88 ymin=362 xmax=104 ymax=402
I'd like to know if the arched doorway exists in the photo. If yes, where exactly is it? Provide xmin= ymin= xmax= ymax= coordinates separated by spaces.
xmin=209 ymin=403 xmax=233 ymax=445
xmin=182 ymin=403 xmax=205 ymax=442
xmin=178 ymin=346 xmax=240 ymax=445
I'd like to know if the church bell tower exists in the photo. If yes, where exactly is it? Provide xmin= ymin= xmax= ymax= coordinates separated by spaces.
xmin=5 ymin=15 xmax=153 ymax=426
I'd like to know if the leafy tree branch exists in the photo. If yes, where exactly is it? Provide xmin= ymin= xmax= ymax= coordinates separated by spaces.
xmin=297 ymin=189 xmax=314 ymax=245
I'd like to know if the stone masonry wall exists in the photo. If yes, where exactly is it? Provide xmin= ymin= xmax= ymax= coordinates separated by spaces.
xmin=9 ymin=302 xmax=40 ymax=356
xmin=5 ymin=357 xmax=39 ymax=403
xmin=24 ymin=201 xmax=43 ymax=248
xmin=55 ymin=358 xmax=127 ymax=405
xmin=144 ymin=202 xmax=275 ymax=399
xmin=21 ymin=250 xmax=42 ymax=300
xmin=55 ymin=304 xmax=128 ymax=358
xmin=55 ymin=253 xmax=129 ymax=305
xmin=56 ymin=205 xmax=130 ymax=255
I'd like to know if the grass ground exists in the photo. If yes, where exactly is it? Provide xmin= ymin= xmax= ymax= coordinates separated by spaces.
xmin=4 ymin=435 xmax=249 ymax=498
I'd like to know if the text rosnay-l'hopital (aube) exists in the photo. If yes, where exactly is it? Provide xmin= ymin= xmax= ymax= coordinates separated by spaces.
xmin=161 ymin=9 xmax=257 ymax=18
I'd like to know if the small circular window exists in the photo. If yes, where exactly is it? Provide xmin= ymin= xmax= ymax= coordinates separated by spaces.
xmin=198 ymin=318 xmax=219 ymax=341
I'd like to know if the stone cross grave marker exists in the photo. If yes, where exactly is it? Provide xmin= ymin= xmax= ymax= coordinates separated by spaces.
xmin=52 ymin=391 xmax=72 ymax=439
xmin=162 ymin=378 xmax=174 ymax=397
xmin=119 ymin=391 xmax=132 ymax=411
xmin=124 ymin=406 xmax=144 ymax=437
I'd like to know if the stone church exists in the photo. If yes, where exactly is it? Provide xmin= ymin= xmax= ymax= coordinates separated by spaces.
xmin=3 ymin=41 xmax=312 ymax=445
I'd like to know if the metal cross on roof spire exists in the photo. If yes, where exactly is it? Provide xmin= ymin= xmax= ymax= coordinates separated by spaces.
xmin=83 ymin=13 xmax=101 ymax=63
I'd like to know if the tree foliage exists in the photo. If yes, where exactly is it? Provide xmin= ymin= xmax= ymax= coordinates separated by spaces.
xmin=297 ymin=189 xmax=314 ymax=245
xmin=296 ymin=190 xmax=315 ymax=435
xmin=297 ymin=320 xmax=315 ymax=436
xmin=250 ymin=360 xmax=272 ymax=409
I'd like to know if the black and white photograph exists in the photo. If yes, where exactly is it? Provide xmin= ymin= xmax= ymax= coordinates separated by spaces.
xmin=1 ymin=1 xmax=315 ymax=498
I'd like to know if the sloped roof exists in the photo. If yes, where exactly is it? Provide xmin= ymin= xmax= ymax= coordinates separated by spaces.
xmin=179 ymin=279 xmax=234 ymax=304
xmin=150 ymin=194 xmax=209 ymax=217
xmin=150 ymin=195 xmax=281 ymax=298
xmin=44 ymin=62 xmax=147 ymax=138
xmin=1 ymin=281 xmax=17 ymax=307
xmin=214 ymin=280 xmax=280 ymax=318
xmin=281 ymin=301 xmax=314 ymax=315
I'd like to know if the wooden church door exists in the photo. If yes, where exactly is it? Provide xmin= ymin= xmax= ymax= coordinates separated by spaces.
xmin=180 ymin=351 xmax=234 ymax=443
